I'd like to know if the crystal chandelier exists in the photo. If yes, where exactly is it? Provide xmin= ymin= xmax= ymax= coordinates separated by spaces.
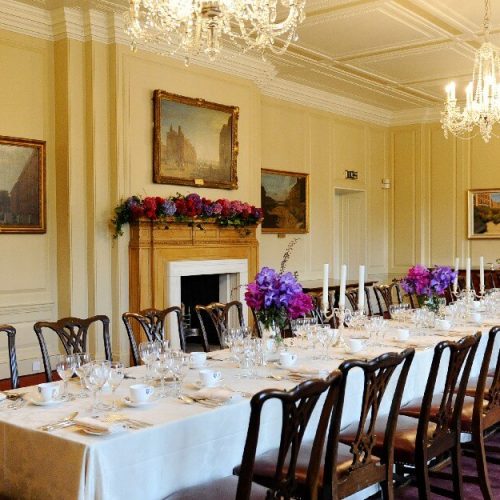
xmin=124 ymin=1 xmax=306 ymax=64
xmin=442 ymin=0 xmax=500 ymax=142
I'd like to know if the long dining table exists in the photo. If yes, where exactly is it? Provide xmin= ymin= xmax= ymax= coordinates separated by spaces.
xmin=0 ymin=317 xmax=498 ymax=500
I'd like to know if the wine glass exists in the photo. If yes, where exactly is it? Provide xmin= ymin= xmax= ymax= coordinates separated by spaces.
xmin=56 ymin=354 xmax=77 ymax=401
xmin=139 ymin=341 xmax=159 ymax=381
xmin=156 ymin=343 xmax=172 ymax=397
xmin=74 ymin=353 xmax=92 ymax=398
xmin=83 ymin=360 xmax=111 ymax=414
xmin=109 ymin=361 xmax=125 ymax=410
xmin=169 ymin=351 xmax=189 ymax=396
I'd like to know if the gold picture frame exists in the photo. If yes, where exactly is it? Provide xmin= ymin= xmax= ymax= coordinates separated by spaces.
xmin=153 ymin=90 xmax=239 ymax=190
xmin=0 ymin=135 xmax=46 ymax=234
xmin=468 ymin=188 xmax=500 ymax=239
xmin=261 ymin=169 xmax=309 ymax=234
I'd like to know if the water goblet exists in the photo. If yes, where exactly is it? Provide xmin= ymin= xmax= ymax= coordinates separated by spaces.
xmin=74 ymin=353 xmax=92 ymax=398
xmin=56 ymin=354 xmax=77 ymax=401
xmin=139 ymin=341 xmax=159 ymax=381
xmin=108 ymin=361 xmax=125 ymax=410
xmin=170 ymin=351 xmax=189 ymax=396
xmin=316 ymin=326 xmax=331 ymax=360
xmin=238 ymin=338 xmax=257 ymax=378
xmin=83 ymin=360 xmax=111 ymax=415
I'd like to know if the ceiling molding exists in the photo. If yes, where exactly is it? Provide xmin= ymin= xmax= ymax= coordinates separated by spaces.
xmin=391 ymin=106 xmax=441 ymax=125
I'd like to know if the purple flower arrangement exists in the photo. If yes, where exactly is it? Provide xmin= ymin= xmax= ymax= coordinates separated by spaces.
xmin=112 ymin=193 xmax=263 ymax=237
xmin=245 ymin=267 xmax=314 ymax=330
xmin=401 ymin=264 xmax=456 ymax=310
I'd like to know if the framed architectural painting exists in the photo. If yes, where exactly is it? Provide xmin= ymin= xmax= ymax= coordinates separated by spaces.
xmin=261 ymin=169 xmax=309 ymax=234
xmin=0 ymin=135 xmax=46 ymax=234
xmin=153 ymin=90 xmax=239 ymax=190
xmin=468 ymin=189 xmax=500 ymax=239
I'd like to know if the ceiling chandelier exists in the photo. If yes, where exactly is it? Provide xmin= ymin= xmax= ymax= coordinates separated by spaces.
xmin=442 ymin=0 xmax=500 ymax=142
xmin=124 ymin=1 xmax=306 ymax=64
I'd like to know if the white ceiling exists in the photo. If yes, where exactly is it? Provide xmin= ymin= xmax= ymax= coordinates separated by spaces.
xmin=15 ymin=0 xmax=500 ymax=113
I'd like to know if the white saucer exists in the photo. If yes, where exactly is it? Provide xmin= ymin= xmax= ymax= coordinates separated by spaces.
xmin=28 ymin=395 xmax=64 ymax=406
xmin=122 ymin=396 xmax=159 ymax=408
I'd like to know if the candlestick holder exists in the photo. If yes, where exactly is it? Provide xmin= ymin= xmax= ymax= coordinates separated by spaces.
xmin=322 ymin=305 xmax=351 ymax=349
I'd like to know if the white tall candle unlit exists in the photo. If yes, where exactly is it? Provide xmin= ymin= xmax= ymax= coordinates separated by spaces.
xmin=322 ymin=264 xmax=329 ymax=312
xmin=479 ymin=256 xmax=485 ymax=292
xmin=453 ymin=257 xmax=459 ymax=293
xmin=466 ymin=257 xmax=471 ymax=290
xmin=339 ymin=265 xmax=347 ymax=308
xmin=358 ymin=265 xmax=365 ymax=311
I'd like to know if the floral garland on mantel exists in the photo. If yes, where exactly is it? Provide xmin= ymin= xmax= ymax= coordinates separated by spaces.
xmin=112 ymin=193 xmax=263 ymax=238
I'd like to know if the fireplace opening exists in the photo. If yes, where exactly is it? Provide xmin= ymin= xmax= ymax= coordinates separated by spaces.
xmin=181 ymin=274 xmax=220 ymax=346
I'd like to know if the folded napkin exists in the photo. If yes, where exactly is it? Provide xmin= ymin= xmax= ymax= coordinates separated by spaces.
xmin=195 ymin=388 xmax=235 ymax=402
xmin=74 ymin=417 xmax=127 ymax=435
xmin=288 ymin=366 xmax=329 ymax=379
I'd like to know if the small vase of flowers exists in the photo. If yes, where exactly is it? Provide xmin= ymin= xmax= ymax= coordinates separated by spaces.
xmin=401 ymin=264 xmax=456 ymax=314
xmin=245 ymin=267 xmax=313 ymax=347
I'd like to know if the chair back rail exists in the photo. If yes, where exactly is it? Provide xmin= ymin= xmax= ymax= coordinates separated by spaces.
xmin=34 ymin=315 xmax=112 ymax=382
xmin=0 ymin=325 xmax=19 ymax=389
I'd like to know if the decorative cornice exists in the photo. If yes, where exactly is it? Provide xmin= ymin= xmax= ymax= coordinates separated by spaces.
xmin=0 ymin=0 xmax=443 ymax=127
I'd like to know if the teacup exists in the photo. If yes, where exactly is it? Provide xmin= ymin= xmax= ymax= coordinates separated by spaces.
xmin=199 ymin=369 xmax=222 ymax=388
xmin=37 ymin=382 xmax=60 ymax=402
xmin=346 ymin=338 xmax=365 ymax=354
xmin=279 ymin=351 xmax=298 ymax=368
xmin=435 ymin=319 xmax=451 ymax=331
xmin=190 ymin=352 xmax=207 ymax=369
xmin=129 ymin=383 xmax=154 ymax=403
xmin=470 ymin=312 xmax=482 ymax=325
xmin=394 ymin=328 xmax=410 ymax=341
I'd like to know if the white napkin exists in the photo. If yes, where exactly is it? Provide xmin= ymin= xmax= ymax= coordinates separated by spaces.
xmin=288 ymin=366 xmax=329 ymax=378
xmin=195 ymin=388 xmax=235 ymax=402
xmin=74 ymin=417 xmax=127 ymax=435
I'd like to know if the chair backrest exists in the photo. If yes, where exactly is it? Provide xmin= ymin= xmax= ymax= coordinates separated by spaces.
xmin=417 ymin=333 xmax=481 ymax=449
xmin=373 ymin=283 xmax=403 ymax=317
xmin=0 ymin=325 xmax=19 ymax=389
xmin=344 ymin=287 xmax=373 ymax=316
xmin=34 ymin=315 xmax=112 ymax=382
xmin=236 ymin=371 xmax=343 ymax=500
xmin=473 ymin=326 xmax=500 ymax=425
xmin=195 ymin=301 xmax=245 ymax=348
xmin=322 ymin=348 xmax=415 ymax=499
xmin=122 ymin=306 xmax=185 ymax=364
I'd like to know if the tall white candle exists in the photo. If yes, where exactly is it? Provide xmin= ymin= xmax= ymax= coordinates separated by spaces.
xmin=479 ymin=256 xmax=485 ymax=292
xmin=339 ymin=265 xmax=347 ymax=308
xmin=466 ymin=257 xmax=471 ymax=291
xmin=322 ymin=264 xmax=329 ymax=312
xmin=453 ymin=257 xmax=459 ymax=293
xmin=358 ymin=265 xmax=365 ymax=311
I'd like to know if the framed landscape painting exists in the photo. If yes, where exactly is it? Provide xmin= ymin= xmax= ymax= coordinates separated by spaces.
xmin=153 ymin=90 xmax=239 ymax=190
xmin=261 ymin=169 xmax=309 ymax=234
xmin=468 ymin=189 xmax=500 ymax=239
xmin=0 ymin=135 xmax=46 ymax=234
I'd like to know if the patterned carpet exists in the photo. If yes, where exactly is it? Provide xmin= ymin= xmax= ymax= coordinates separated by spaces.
xmin=395 ymin=430 xmax=500 ymax=499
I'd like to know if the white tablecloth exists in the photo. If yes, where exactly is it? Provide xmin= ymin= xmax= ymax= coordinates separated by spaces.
xmin=0 ymin=321 xmax=496 ymax=500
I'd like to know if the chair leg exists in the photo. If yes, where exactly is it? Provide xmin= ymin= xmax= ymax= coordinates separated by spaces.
xmin=450 ymin=444 xmax=464 ymax=500
xmin=473 ymin=429 xmax=493 ymax=500
xmin=415 ymin=456 xmax=431 ymax=500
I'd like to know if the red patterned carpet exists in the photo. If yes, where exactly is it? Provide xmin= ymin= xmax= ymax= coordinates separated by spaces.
xmin=395 ymin=430 xmax=500 ymax=499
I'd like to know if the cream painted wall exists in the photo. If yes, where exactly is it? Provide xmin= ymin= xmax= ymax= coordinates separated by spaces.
xmin=389 ymin=123 xmax=500 ymax=279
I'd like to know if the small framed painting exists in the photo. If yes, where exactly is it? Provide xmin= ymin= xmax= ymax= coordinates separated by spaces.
xmin=261 ymin=169 xmax=309 ymax=234
xmin=0 ymin=135 xmax=46 ymax=234
xmin=153 ymin=90 xmax=239 ymax=190
xmin=468 ymin=189 xmax=500 ymax=239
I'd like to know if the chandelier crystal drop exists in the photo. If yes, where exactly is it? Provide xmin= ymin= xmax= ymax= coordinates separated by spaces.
xmin=124 ymin=1 xmax=306 ymax=64
xmin=442 ymin=0 xmax=500 ymax=142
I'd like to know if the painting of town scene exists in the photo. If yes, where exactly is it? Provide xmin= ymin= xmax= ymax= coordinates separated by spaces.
xmin=153 ymin=90 xmax=239 ymax=190
xmin=469 ymin=189 xmax=500 ymax=239
xmin=0 ymin=136 xmax=45 ymax=233
xmin=261 ymin=169 xmax=308 ymax=234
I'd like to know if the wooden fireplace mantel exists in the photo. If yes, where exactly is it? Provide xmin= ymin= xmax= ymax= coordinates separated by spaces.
xmin=128 ymin=219 xmax=259 ymax=317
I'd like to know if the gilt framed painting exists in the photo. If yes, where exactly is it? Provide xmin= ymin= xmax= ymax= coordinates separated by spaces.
xmin=261 ymin=169 xmax=309 ymax=234
xmin=0 ymin=135 xmax=46 ymax=234
xmin=153 ymin=90 xmax=239 ymax=190
xmin=468 ymin=189 xmax=500 ymax=239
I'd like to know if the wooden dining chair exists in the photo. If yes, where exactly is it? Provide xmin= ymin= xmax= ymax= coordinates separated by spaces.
xmin=366 ymin=333 xmax=481 ymax=499
xmin=455 ymin=326 xmax=500 ymax=500
xmin=0 ymin=325 xmax=19 ymax=389
xmin=344 ymin=287 xmax=373 ymax=316
xmin=167 ymin=372 xmax=343 ymax=500
xmin=122 ymin=306 xmax=187 ymax=365
xmin=34 ymin=315 xmax=112 ymax=382
xmin=373 ymin=282 xmax=403 ymax=318
xmin=243 ymin=349 xmax=415 ymax=500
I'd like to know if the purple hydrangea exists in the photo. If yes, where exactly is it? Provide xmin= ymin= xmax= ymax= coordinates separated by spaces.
xmin=159 ymin=199 xmax=176 ymax=216
xmin=402 ymin=264 xmax=456 ymax=297
xmin=429 ymin=266 xmax=456 ymax=295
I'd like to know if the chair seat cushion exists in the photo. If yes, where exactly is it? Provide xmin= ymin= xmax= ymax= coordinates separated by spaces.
xmin=234 ymin=440 xmax=378 ymax=489
xmin=339 ymin=414 xmax=436 ymax=465
xmin=165 ymin=476 xmax=268 ymax=500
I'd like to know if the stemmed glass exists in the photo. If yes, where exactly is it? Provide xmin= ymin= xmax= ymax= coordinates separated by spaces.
xmin=169 ymin=351 xmax=189 ymax=396
xmin=315 ymin=326 xmax=332 ymax=360
xmin=56 ymin=354 xmax=77 ymax=401
xmin=156 ymin=341 xmax=172 ymax=397
xmin=139 ymin=341 xmax=159 ymax=381
xmin=74 ymin=353 xmax=92 ymax=398
xmin=108 ymin=362 xmax=125 ymax=410
xmin=83 ymin=360 xmax=111 ymax=414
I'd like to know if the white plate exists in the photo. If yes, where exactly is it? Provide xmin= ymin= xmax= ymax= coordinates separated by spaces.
xmin=28 ymin=395 xmax=64 ymax=406
xmin=122 ymin=396 xmax=159 ymax=408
